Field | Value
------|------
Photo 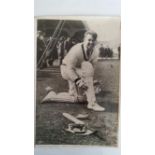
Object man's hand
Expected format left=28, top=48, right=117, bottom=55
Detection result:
left=75, top=78, right=87, bottom=90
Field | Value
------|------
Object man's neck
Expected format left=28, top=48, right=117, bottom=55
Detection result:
left=83, top=43, right=87, bottom=52
left=83, top=44, right=93, bottom=52
left=82, top=43, right=93, bottom=59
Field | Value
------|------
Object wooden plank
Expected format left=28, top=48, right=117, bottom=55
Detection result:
left=63, top=113, right=85, bottom=125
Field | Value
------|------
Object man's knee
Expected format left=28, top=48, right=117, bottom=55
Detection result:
left=81, top=61, right=94, bottom=77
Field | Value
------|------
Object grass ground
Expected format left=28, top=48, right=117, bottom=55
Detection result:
left=35, top=60, right=120, bottom=146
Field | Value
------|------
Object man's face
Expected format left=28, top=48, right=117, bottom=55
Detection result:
left=84, top=34, right=96, bottom=50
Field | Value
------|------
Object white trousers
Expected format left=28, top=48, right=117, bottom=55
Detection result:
left=60, top=62, right=97, bottom=105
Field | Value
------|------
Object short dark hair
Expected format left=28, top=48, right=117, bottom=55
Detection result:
left=84, top=30, right=98, bottom=40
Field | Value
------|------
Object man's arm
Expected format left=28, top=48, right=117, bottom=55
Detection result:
left=62, top=45, right=80, bottom=81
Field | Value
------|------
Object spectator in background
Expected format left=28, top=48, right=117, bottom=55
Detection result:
left=99, top=44, right=113, bottom=58
left=56, top=36, right=65, bottom=65
left=118, top=45, right=121, bottom=59
left=64, top=36, right=71, bottom=54
left=37, top=31, right=46, bottom=63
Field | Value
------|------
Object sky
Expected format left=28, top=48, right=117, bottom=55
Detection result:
left=85, top=17, right=121, bottom=48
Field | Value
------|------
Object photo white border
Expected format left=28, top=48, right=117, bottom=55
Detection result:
left=34, top=0, right=121, bottom=16
left=1, top=0, right=155, bottom=155
left=34, top=1, right=121, bottom=155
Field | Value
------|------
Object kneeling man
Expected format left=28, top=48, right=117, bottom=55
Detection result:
left=60, top=31, right=105, bottom=111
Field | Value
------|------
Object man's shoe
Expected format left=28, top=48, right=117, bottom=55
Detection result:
left=87, top=103, right=105, bottom=111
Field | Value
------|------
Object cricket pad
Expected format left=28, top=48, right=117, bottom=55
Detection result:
left=41, top=91, right=87, bottom=103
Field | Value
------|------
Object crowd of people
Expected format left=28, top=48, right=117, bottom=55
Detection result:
left=37, top=30, right=79, bottom=68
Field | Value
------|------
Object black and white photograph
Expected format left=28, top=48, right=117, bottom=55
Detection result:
left=35, top=16, right=120, bottom=146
